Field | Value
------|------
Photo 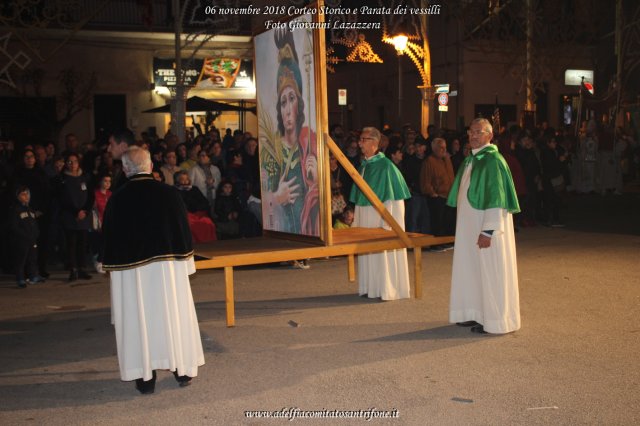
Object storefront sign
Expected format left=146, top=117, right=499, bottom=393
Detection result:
left=153, top=58, right=253, bottom=89
left=564, top=69, right=593, bottom=86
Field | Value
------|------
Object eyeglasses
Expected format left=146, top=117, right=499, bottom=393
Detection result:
left=467, top=130, right=489, bottom=136
left=359, top=137, right=376, bottom=142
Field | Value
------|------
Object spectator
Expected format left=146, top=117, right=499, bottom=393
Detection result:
left=403, top=139, right=430, bottom=234
left=174, top=170, right=216, bottom=243
left=515, top=131, right=542, bottom=226
left=92, top=173, right=112, bottom=273
left=448, top=137, right=465, bottom=174
left=225, top=151, right=250, bottom=196
left=575, top=119, right=599, bottom=193
left=160, top=150, right=181, bottom=186
left=57, top=153, right=93, bottom=281
left=175, top=142, right=188, bottom=164
left=214, top=181, right=241, bottom=239
left=61, top=133, right=80, bottom=158
left=107, top=128, right=136, bottom=190
left=180, top=143, right=201, bottom=171
left=540, top=136, right=567, bottom=227
left=420, top=137, right=455, bottom=249
left=242, top=137, right=260, bottom=191
left=33, top=145, right=48, bottom=169
left=497, top=135, right=527, bottom=230
left=344, top=136, right=361, bottom=169
left=208, top=141, right=226, bottom=176
left=189, top=149, right=221, bottom=215
left=150, top=146, right=165, bottom=170
left=333, top=205, right=354, bottom=229
left=10, top=186, right=45, bottom=288
left=222, top=128, right=234, bottom=153
left=12, top=149, right=52, bottom=277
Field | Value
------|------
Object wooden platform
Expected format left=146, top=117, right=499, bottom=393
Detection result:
left=195, top=228, right=454, bottom=327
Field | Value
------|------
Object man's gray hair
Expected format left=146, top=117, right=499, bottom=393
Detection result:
left=122, top=146, right=152, bottom=177
left=431, top=137, right=447, bottom=150
left=471, top=118, right=493, bottom=134
left=361, top=126, right=381, bottom=141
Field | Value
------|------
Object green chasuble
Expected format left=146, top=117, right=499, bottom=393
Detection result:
left=349, top=152, right=411, bottom=206
left=446, top=144, right=520, bottom=213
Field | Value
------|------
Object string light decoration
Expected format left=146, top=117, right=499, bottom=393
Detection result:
left=326, top=8, right=383, bottom=72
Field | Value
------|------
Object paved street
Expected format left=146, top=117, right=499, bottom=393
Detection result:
left=1, top=193, right=639, bottom=425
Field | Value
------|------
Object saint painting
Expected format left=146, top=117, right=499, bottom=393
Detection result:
left=255, top=16, right=320, bottom=237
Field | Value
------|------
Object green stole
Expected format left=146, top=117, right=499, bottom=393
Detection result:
left=446, top=144, right=520, bottom=213
left=349, top=152, right=411, bottom=206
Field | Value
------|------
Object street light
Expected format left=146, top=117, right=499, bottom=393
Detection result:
left=391, top=33, right=409, bottom=53
left=382, top=10, right=432, bottom=136
left=390, top=22, right=409, bottom=126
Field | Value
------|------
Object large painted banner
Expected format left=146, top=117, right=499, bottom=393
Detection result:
left=255, top=13, right=324, bottom=239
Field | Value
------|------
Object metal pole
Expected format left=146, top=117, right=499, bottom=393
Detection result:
left=171, top=0, right=186, bottom=143
left=398, top=54, right=403, bottom=127
left=523, top=0, right=535, bottom=128
left=419, top=0, right=432, bottom=136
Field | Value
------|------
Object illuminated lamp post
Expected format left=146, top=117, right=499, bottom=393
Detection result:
left=383, top=8, right=432, bottom=136
left=391, top=28, right=409, bottom=127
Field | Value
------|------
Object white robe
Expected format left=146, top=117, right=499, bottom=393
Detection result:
left=110, top=257, right=205, bottom=381
left=354, top=200, right=410, bottom=300
left=449, top=161, right=521, bottom=334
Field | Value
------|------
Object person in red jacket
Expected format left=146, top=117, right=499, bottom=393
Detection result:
left=92, top=173, right=112, bottom=273
left=497, top=135, right=527, bottom=229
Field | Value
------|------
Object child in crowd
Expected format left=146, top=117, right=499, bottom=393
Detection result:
left=333, top=205, right=354, bottom=229
left=214, top=181, right=241, bottom=239
left=92, top=173, right=112, bottom=273
left=10, top=186, right=45, bottom=288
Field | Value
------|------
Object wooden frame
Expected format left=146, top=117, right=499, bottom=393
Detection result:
left=195, top=1, right=455, bottom=327
left=196, top=230, right=454, bottom=326
left=254, top=8, right=331, bottom=244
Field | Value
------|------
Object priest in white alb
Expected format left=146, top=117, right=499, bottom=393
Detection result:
left=102, top=146, right=205, bottom=394
left=447, top=118, right=521, bottom=334
left=349, top=127, right=411, bottom=300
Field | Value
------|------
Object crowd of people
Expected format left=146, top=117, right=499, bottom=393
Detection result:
left=1, top=116, right=637, bottom=287
left=328, top=118, right=639, bottom=252
left=0, top=127, right=263, bottom=287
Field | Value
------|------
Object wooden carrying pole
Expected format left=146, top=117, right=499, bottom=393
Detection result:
left=324, top=133, right=413, bottom=248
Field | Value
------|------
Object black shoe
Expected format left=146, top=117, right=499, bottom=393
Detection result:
left=17, top=280, right=27, bottom=289
left=39, top=271, right=50, bottom=279
left=456, top=321, right=479, bottom=327
left=173, top=370, right=192, bottom=387
left=77, top=270, right=92, bottom=280
left=135, top=371, right=157, bottom=394
left=68, top=270, right=78, bottom=282
left=470, top=324, right=488, bottom=334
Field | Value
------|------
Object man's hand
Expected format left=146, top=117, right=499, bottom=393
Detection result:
left=477, top=233, right=492, bottom=249
left=77, top=210, right=87, bottom=221
left=274, top=175, right=300, bottom=205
